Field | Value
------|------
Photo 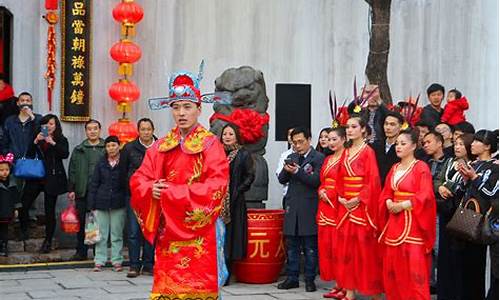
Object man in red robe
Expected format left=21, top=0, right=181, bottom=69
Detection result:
left=130, top=67, right=229, bottom=300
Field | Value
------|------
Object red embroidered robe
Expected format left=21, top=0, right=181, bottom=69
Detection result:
left=130, top=124, right=229, bottom=300
left=317, top=153, right=342, bottom=281
left=335, top=144, right=383, bottom=295
left=378, top=160, right=436, bottom=300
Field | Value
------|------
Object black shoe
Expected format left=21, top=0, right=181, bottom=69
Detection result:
left=430, top=285, right=437, bottom=295
left=277, top=278, right=299, bottom=290
left=39, top=240, right=51, bottom=254
left=70, top=252, right=88, bottom=261
left=305, top=280, right=317, bottom=292
left=127, top=267, right=140, bottom=278
left=141, top=266, right=153, bottom=276
left=20, top=229, right=29, bottom=241
left=0, top=241, right=7, bottom=257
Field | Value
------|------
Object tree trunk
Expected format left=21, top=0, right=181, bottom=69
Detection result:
left=365, top=0, right=392, bottom=104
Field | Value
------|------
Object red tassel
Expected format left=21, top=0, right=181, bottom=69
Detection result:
left=45, top=0, right=58, bottom=10
left=47, top=87, right=52, bottom=111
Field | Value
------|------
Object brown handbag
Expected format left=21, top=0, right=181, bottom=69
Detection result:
left=446, top=198, right=483, bottom=242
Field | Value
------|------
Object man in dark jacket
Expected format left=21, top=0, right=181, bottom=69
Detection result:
left=67, top=119, right=105, bottom=260
left=1, top=92, right=41, bottom=240
left=121, top=118, right=156, bottom=277
left=422, top=130, right=451, bottom=295
left=348, top=84, right=389, bottom=144
left=420, top=83, right=445, bottom=129
left=1, top=92, right=42, bottom=159
left=277, top=127, right=325, bottom=292
left=371, top=111, right=404, bottom=186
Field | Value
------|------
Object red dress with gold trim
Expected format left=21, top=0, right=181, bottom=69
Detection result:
left=317, top=153, right=342, bottom=281
left=335, top=144, right=383, bottom=295
left=130, top=124, right=229, bottom=300
left=378, top=160, right=436, bottom=300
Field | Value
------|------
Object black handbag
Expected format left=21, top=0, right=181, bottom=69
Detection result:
left=446, top=198, right=483, bottom=242
left=479, top=207, right=498, bottom=245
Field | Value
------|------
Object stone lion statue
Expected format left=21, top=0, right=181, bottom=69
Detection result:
left=209, top=66, right=270, bottom=207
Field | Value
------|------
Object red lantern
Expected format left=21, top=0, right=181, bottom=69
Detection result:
left=112, top=1, right=144, bottom=25
left=109, top=80, right=140, bottom=103
left=45, top=0, right=58, bottom=10
left=108, top=119, right=138, bottom=144
left=109, top=40, right=142, bottom=64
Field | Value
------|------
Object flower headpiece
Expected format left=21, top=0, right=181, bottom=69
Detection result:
left=349, top=77, right=379, bottom=115
left=0, top=153, right=14, bottom=165
left=397, top=94, right=421, bottom=129
left=328, top=91, right=348, bottom=128
left=148, top=60, right=231, bottom=110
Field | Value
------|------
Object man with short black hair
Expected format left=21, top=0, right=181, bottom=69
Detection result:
left=67, top=119, right=105, bottom=260
left=278, top=127, right=325, bottom=292
left=422, top=130, right=452, bottom=295
left=122, top=118, right=157, bottom=277
left=435, top=123, right=454, bottom=157
left=1, top=92, right=42, bottom=159
left=415, top=121, right=432, bottom=160
left=371, top=111, right=404, bottom=185
left=421, top=83, right=445, bottom=129
left=348, top=84, right=389, bottom=144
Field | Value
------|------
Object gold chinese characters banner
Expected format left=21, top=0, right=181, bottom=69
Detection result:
left=60, top=0, right=91, bottom=122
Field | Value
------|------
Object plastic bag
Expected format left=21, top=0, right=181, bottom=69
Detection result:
left=60, top=202, right=80, bottom=234
left=84, top=212, right=101, bottom=245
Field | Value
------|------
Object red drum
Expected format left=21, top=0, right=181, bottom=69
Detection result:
left=233, top=209, right=286, bottom=284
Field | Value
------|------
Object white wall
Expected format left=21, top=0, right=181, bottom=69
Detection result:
left=1, top=0, right=498, bottom=208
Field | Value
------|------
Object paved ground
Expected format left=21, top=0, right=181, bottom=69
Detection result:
left=0, top=267, right=379, bottom=300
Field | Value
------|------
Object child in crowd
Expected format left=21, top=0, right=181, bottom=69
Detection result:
left=441, top=89, right=469, bottom=126
left=0, top=153, right=20, bottom=257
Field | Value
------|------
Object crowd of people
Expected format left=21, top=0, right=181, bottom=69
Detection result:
left=275, top=83, right=498, bottom=300
left=0, top=71, right=498, bottom=300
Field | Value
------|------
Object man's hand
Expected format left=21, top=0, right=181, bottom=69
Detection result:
left=68, top=192, right=76, bottom=202
left=283, top=162, right=299, bottom=174
left=22, top=106, right=35, bottom=120
left=152, top=179, right=168, bottom=200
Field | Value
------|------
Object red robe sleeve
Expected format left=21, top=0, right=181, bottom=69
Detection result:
left=160, top=140, right=229, bottom=241
left=358, top=147, right=382, bottom=230
left=318, top=156, right=337, bottom=206
left=130, top=142, right=165, bottom=244
left=410, top=162, right=436, bottom=252
left=378, top=164, right=397, bottom=234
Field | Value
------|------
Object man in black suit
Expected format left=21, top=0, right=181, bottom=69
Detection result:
left=371, top=111, right=404, bottom=186
left=277, top=127, right=325, bottom=292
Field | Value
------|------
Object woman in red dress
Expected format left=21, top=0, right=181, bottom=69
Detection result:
left=335, top=116, right=383, bottom=300
left=378, top=129, right=436, bottom=300
left=317, top=127, right=346, bottom=298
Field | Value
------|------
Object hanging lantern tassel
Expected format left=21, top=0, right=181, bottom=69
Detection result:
left=121, top=22, right=136, bottom=37
left=44, top=12, right=58, bottom=111
left=118, top=63, right=133, bottom=77
left=117, top=102, right=132, bottom=113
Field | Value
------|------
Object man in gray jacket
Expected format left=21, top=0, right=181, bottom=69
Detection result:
left=277, top=127, right=325, bottom=292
